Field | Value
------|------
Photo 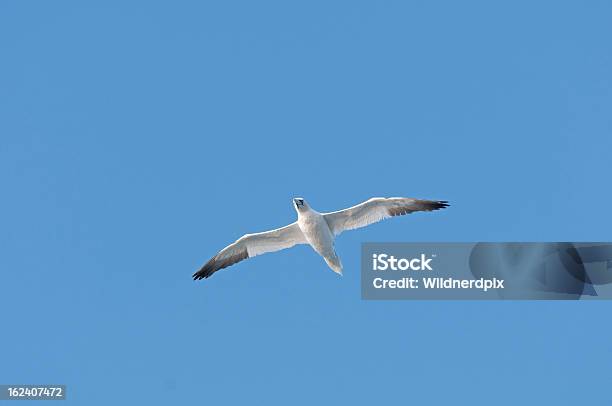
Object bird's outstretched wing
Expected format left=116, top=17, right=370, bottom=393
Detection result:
left=193, top=222, right=306, bottom=280
left=323, top=197, right=449, bottom=236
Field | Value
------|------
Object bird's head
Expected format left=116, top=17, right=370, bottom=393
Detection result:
left=293, top=197, right=309, bottom=213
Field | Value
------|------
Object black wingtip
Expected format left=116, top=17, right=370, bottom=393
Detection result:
left=192, top=256, right=217, bottom=280
left=192, top=265, right=213, bottom=280
left=192, top=271, right=208, bottom=280
left=193, top=249, right=249, bottom=281
left=432, top=200, right=450, bottom=210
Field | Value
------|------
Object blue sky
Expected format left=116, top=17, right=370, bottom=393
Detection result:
left=1, top=1, right=611, bottom=404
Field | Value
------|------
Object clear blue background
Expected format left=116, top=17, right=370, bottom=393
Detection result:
left=1, top=1, right=611, bottom=404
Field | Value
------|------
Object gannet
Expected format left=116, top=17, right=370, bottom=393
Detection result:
left=193, top=197, right=449, bottom=280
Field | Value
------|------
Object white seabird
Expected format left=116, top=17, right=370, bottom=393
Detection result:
left=193, top=197, right=449, bottom=280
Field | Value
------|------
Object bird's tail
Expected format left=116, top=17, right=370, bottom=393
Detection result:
left=324, top=254, right=343, bottom=276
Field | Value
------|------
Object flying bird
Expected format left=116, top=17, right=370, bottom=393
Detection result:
left=193, top=197, right=449, bottom=280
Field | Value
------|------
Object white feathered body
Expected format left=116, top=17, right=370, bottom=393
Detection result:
left=297, top=208, right=343, bottom=274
